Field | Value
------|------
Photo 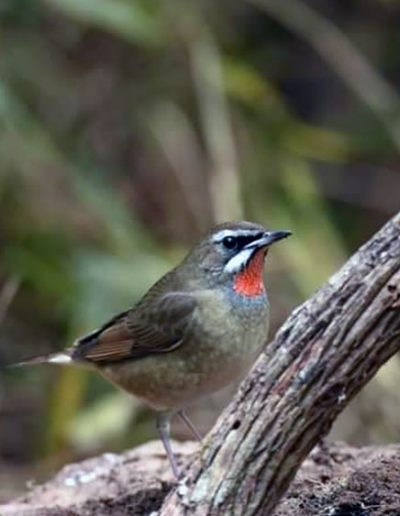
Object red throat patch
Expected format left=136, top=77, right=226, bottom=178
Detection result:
left=233, top=249, right=267, bottom=297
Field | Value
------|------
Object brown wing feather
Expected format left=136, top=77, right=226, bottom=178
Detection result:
left=83, top=339, right=133, bottom=361
left=97, top=323, right=132, bottom=344
left=71, top=291, right=196, bottom=364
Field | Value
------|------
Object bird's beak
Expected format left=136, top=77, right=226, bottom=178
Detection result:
left=244, top=230, right=292, bottom=250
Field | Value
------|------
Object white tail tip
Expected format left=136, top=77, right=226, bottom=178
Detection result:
left=48, top=353, right=72, bottom=364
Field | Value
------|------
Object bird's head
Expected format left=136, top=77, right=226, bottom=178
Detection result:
left=183, top=221, right=291, bottom=296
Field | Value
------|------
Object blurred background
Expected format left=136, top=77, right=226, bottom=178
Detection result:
left=0, top=0, right=399, bottom=502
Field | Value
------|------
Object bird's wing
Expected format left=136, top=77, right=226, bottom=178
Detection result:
left=70, top=292, right=197, bottom=364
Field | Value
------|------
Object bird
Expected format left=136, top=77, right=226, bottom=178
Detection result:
left=15, top=221, right=291, bottom=478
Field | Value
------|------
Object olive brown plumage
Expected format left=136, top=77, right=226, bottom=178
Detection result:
left=16, top=221, right=291, bottom=478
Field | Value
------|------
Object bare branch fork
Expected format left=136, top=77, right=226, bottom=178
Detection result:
left=160, top=212, right=400, bottom=515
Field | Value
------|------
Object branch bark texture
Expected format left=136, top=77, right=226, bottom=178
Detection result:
left=161, top=212, right=400, bottom=515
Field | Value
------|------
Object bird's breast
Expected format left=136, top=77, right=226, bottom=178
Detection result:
left=188, top=288, right=270, bottom=372
left=101, top=288, right=270, bottom=411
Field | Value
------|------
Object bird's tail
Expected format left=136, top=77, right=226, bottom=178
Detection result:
left=10, top=352, right=72, bottom=368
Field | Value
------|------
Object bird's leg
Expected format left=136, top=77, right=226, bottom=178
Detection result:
left=178, top=410, right=202, bottom=442
left=156, top=412, right=179, bottom=479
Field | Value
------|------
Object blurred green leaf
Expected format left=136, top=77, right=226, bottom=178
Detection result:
left=45, top=0, right=165, bottom=45
left=46, top=368, right=88, bottom=454
left=72, top=251, right=170, bottom=330
left=67, top=391, right=140, bottom=451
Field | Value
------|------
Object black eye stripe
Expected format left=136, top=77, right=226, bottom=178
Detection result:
left=237, top=234, right=262, bottom=247
left=221, top=232, right=263, bottom=249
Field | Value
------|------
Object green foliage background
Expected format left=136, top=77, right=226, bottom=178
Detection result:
left=0, top=0, right=399, bottom=499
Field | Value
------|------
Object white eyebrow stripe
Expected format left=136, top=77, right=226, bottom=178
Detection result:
left=212, top=229, right=262, bottom=243
left=224, top=248, right=254, bottom=273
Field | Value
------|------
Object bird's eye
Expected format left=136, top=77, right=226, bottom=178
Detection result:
left=222, top=236, right=237, bottom=249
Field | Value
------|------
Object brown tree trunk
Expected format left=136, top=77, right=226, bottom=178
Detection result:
left=160, top=212, right=400, bottom=515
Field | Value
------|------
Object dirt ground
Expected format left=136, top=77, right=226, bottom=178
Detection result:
left=274, top=441, right=400, bottom=516
left=1, top=440, right=400, bottom=515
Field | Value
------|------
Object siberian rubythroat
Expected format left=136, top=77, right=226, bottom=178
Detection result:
left=17, top=221, right=291, bottom=478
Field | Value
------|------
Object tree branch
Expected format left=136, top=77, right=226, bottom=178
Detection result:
left=160, top=211, right=400, bottom=515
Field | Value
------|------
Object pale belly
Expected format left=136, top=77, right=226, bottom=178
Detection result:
left=101, top=296, right=269, bottom=411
